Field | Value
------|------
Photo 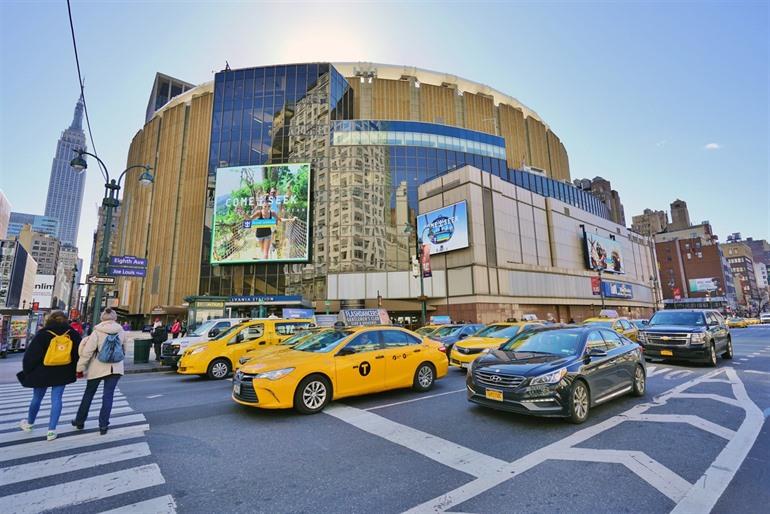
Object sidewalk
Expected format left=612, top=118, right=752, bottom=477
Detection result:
left=124, top=330, right=173, bottom=375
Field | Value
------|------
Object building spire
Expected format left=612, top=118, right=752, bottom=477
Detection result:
left=70, top=93, right=84, bottom=131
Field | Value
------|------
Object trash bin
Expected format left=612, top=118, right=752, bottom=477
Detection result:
left=133, top=338, right=152, bottom=364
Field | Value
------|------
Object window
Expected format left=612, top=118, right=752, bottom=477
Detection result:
left=381, top=329, right=419, bottom=347
left=275, top=322, right=312, bottom=335
left=343, top=331, right=382, bottom=353
left=585, top=331, right=609, bottom=352
left=232, top=324, right=263, bottom=343
left=600, top=330, right=625, bottom=349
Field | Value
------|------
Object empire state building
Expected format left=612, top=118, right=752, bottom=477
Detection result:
left=44, top=95, right=87, bottom=246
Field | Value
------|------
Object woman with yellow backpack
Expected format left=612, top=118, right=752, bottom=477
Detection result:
left=17, top=310, right=81, bottom=441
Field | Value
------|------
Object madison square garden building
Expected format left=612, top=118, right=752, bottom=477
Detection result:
left=116, top=63, right=658, bottom=324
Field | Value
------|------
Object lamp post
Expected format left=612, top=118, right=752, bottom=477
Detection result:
left=597, top=268, right=605, bottom=310
left=403, top=220, right=427, bottom=325
left=70, top=149, right=153, bottom=327
left=68, top=264, right=78, bottom=313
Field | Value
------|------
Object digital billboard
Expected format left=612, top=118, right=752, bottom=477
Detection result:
left=32, top=275, right=55, bottom=309
left=585, top=233, right=625, bottom=274
left=416, top=201, right=469, bottom=255
left=688, top=277, right=719, bottom=293
left=211, top=163, right=310, bottom=264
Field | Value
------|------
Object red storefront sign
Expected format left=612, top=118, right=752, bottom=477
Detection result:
left=591, top=276, right=601, bottom=295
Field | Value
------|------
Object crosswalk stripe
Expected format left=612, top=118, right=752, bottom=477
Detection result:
left=0, top=413, right=145, bottom=444
left=0, top=397, right=127, bottom=413
left=0, top=463, right=166, bottom=514
left=0, top=406, right=135, bottom=432
left=99, top=494, right=177, bottom=513
left=1, top=394, right=127, bottom=410
left=0, top=399, right=129, bottom=420
left=0, top=424, right=149, bottom=463
left=0, top=388, right=123, bottom=402
left=0, top=442, right=151, bottom=486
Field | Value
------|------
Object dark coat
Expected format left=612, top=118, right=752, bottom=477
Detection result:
left=20, top=322, right=82, bottom=388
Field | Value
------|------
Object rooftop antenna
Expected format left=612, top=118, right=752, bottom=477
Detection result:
left=225, top=61, right=231, bottom=71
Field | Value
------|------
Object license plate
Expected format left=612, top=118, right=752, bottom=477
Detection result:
left=233, top=383, right=241, bottom=395
left=461, top=362, right=470, bottom=369
left=661, top=349, right=673, bottom=356
left=485, top=389, right=503, bottom=401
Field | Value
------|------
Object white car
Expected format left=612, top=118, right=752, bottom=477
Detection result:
left=760, top=312, right=770, bottom=324
left=160, top=318, right=247, bottom=366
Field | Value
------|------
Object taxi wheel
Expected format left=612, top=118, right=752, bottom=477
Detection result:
left=413, top=363, right=436, bottom=392
left=295, top=375, right=331, bottom=414
left=207, top=358, right=231, bottom=380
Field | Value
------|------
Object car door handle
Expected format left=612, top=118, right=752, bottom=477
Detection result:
left=413, top=349, right=421, bottom=353
left=375, top=355, right=385, bottom=359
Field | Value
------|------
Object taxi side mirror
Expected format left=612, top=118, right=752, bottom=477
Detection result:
left=235, top=333, right=244, bottom=343
left=209, top=328, right=220, bottom=338
left=458, top=333, right=468, bottom=340
left=588, top=348, right=608, bottom=358
left=336, top=347, right=355, bottom=357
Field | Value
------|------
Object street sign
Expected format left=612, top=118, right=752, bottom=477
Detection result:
left=109, top=267, right=146, bottom=277
left=87, top=275, right=116, bottom=286
left=109, top=255, right=147, bottom=267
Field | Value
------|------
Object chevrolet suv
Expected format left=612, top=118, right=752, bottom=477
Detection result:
left=638, top=309, right=732, bottom=366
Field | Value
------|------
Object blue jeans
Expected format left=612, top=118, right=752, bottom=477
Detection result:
left=73, top=374, right=121, bottom=429
left=28, top=385, right=65, bottom=431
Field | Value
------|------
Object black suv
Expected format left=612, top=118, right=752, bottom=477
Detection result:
left=639, top=309, right=732, bottom=366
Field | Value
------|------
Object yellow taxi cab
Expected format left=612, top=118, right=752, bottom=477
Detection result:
left=726, top=317, right=748, bottom=328
left=234, top=327, right=332, bottom=371
left=745, top=317, right=760, bottom=326
left=177, top=318, right=314, bottom=379
left=233, top=325, right=448, bottom=414
left=449, top=321, right=543, bottom=369
left=415, top=325, right=443, bottom=337
left=582, top=310, right=638, bottom=341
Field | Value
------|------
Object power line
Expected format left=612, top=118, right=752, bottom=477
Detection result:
left=66, top=0, right=107, bottom=178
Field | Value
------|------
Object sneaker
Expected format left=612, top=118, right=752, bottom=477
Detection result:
left=19, top=419, right=33, bottom=432
left=71, top=420, right=84, bottom=430
left=46, top=431, right=57, bottom=441
left=99, top=427, right=109, bottom=435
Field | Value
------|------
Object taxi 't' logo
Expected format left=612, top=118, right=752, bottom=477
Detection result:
left=359, top=361, right=371, bottom=377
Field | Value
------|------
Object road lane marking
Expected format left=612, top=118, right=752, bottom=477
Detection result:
left=0, top=400, right=130, bottom=422
left=0, top=463, right=165, bottom=514
left=673, top=393, right=742, bottom=408
left=325, top=404, right=507, bottom=478
left=744, top=370, right=770, bottom=376
left=0, top=406, right=134, bottom=432
left=0, top=394, right=127, bottom=410
left=0, top=423, right=149, bottom=463
left=99, top=494, right=177, bottom=513
left=671, top=368, right=764, bottom=513
left=0, top=442, right=151, bottom=486
left=365, top=389, right=466, bottom=411
left=629, top=414, right=736, bottom=440
left=664, top=370, right=693, bottom=379
left=555, top=448, right=691, bottom=502
left=405, top=367, right=762, bottom=513
left=0, top=413, right=145, bottom=444
left=147, top=394, right=163, bottom=398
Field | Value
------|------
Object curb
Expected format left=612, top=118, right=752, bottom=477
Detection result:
left=124, top=365, right=173, bottom=375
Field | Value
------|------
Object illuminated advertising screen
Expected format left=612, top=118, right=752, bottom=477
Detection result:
left=416, top=201, right=469, bottom=255
left=211, top=163, right=310, bottom=264
left=585, top=233, right=625, bottom=274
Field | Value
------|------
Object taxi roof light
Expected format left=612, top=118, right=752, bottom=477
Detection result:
left=599, top=309, right=619, bottom=319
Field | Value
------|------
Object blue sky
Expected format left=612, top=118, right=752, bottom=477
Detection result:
left=1, top=1, right=767, bottom=271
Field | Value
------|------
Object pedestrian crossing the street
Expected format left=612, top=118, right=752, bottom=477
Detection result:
left=0, top=381, right=175, bottom=513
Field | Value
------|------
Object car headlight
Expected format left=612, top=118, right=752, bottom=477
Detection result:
left=255, top=368, right=295, bottom=381
left=530, top=368, right=567, bottom=386
left=637, top=332, right=647, bottom=342
left=690, top=333, right=706, bottom=344
left=190, top=347, right=206, bottom=355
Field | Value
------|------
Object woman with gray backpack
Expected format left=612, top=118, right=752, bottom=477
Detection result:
left=71, top=308, right=126, bottom=435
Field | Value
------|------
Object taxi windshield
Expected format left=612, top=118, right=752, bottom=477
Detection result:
left=213, top=324, right=245, bottom=339
left=474, top=324, right=510, bottom=337
left=491, top=325, right=524, bottom=338
left=500, top=329, right=583, bottom=356
left=583, top=321, right=613, bottom=328
left=294, top=330, right=354, bottom=353
left=416, top=326, right=438, bottom=335
left=280, top=330, right=317, bottom=346
left=432, top=326, right=462, bottom=337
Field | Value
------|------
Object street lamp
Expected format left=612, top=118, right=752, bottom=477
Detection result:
left=68, top=264, right=78, bottom=313
left=403, top=220, right=427, bottom=325
left=597, top=268, right=605, bottom=309
left=70, top=148, right=152, bottom=327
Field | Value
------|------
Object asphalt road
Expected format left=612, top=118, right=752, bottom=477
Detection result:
left=0, top=326, right=768, bottom=513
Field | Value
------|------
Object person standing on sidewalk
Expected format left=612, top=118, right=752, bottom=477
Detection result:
left=72, top=308, right=126, bottom=435
left=151, top=318, right=167, bottom=361
left=170, top=318, right=182, bottom=339
left=18, top=310, right=81, bottom=441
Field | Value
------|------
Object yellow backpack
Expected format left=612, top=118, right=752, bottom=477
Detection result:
left=43, top=330, right=73, bottom=366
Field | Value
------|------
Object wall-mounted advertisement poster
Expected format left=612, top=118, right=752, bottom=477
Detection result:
left=688, top=277, right=719, bottom=293
left=32, top=275, right=55, bottom=309
left=585, top=233, right=625, bottom=274
left=211, top=163, right=311, bottom=264
left=416, top=201, right=469, bottom=255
